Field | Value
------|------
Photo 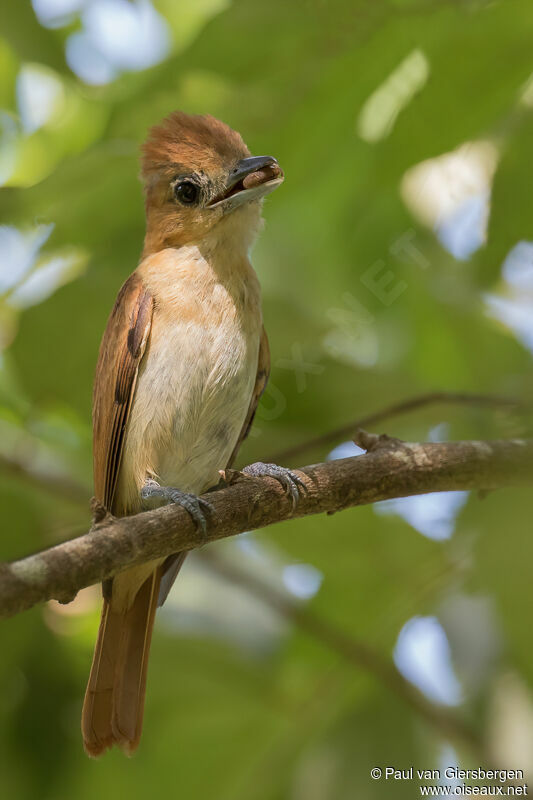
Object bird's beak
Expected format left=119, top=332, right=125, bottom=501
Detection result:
left=209, top=156, right=284, bottom=213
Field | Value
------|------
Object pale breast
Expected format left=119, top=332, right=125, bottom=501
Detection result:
left=115, top=247, right=262, bottom=511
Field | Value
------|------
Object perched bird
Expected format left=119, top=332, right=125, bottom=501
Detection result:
left=82, top=111, right=303, bottom=757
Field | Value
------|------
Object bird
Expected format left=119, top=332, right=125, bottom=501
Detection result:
left=81, top=111, right=304, bottom=757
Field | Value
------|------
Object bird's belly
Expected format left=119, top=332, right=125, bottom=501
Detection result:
left=158, top=344, right=256, bottom=493
left=159, top=387, right=248, bottom=493
left=117, top=314, right=259, bottom=510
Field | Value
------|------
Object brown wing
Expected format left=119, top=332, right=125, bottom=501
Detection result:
left=93, top=272, right=153, bottom=512
left=226, top=325, right=270, bottom=469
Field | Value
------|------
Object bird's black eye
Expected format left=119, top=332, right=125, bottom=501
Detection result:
left=174, top=180, right=199, bottom=205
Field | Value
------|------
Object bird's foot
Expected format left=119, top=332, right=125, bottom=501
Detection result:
left=240, top=462, right=306, bottom=509
left=141, top=480, right=212, bottom=537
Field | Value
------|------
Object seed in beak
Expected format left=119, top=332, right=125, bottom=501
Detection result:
left=242, top=163, right=283, bottom=189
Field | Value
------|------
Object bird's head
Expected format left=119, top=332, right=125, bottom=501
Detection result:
left=141, top=111, right=284, bottom=254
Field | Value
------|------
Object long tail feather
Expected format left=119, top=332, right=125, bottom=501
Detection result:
left=81, top=570, right=161, bottom=758
left=111, top=571, right=160, bottom=754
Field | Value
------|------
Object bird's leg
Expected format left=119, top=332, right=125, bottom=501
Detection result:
left=240, top=462, right=306, bottom=509
left=140, top=479, right=212, bottom=536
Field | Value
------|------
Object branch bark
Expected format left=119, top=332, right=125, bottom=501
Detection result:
left=1, top=436, right=532, bottom=619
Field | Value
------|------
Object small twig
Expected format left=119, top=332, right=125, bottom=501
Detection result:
left=353, top=429, right=406, bottom=452
left=265, top=391, right=522, bottom=465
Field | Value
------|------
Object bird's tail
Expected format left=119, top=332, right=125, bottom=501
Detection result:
left=81, top=569, right=161, bottom=757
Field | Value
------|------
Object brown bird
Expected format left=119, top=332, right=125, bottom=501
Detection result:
left=81, top=111, right=303, bottom=757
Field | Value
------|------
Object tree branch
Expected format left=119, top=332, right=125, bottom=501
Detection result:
left=0, top=392, right=521, bottom=507
left=1, top=436, right=532, bottom=619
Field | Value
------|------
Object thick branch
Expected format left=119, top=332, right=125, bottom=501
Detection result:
left=0, top=392, right=520, bottom=507
left=1, top=437, right=532, bottom=619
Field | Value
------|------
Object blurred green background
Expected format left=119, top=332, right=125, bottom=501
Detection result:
left=1, top=0, right=533, bottom=797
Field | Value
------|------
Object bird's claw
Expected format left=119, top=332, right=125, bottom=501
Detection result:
left=166, top=490, right=212, bottom=537
left=141, top=480, right=212, bottom=538
left=241, top=461, right=306, bottom=509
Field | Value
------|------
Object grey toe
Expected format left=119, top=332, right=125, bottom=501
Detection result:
left=166, top=490, right=211, bottom=535
left=241, top=462, right=306, bottom=509
left=140, top=481, right=211, bottom=536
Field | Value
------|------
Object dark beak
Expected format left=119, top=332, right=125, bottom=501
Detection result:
left=225, top=156, right=279, bottom=193
left=209, top=155, right=284, bottom=211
